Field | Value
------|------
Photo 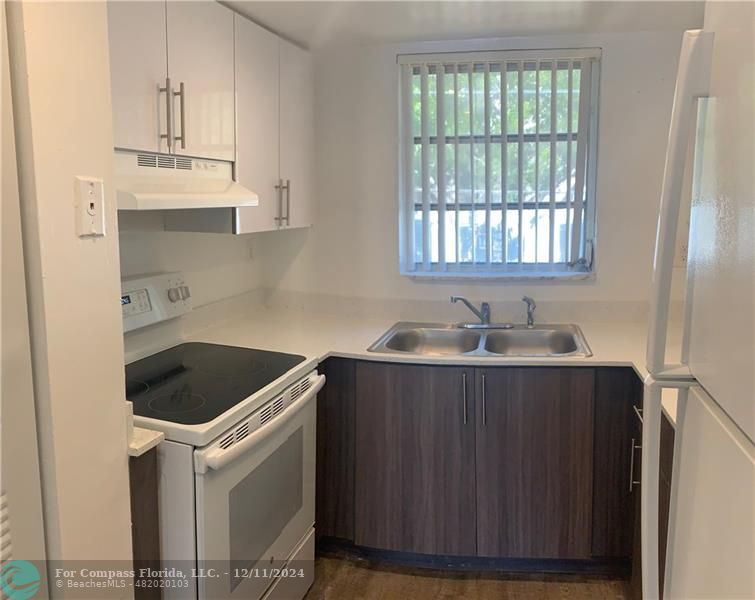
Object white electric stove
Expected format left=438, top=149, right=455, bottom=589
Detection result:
left=122, top=273, right=322, bottom=600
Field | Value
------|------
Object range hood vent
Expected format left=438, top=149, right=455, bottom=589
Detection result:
left=135, top=153, right=193, bottom=170
left=115, top=150, right=258, bottom=211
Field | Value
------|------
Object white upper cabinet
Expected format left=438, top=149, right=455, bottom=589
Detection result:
left=109, top=3, right=314, bottom=232
left=234, top=19, right=314, bottom=234
left=166, top=1, right=235, bottom=161
left=107, top=1, right=169, bottom=153
left=279, top=39, right=314, bottom=230
left=234, top=15, right=281, bottom=234
left=108, top=1, right=234, bottom=161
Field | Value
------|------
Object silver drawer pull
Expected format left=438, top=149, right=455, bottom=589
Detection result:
left=629, top=437, right=642, bottom=492
left=462, top=372, right=468, bottom=425
left=481, top=373, right=487, bottom=425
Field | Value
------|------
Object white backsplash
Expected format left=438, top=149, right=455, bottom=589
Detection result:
left=261, top=288, right=653, bottom=325
left=122, top=288, right=266, bottom=363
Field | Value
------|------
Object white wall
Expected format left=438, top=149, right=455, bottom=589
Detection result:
left=260, top=31, right=685, bottom=305
left=6, top=0, right=133, bottom=580
left=118, top=219, right=264, bottom=361
left=118, top=214, right=262, bottom=309
left=2, top=1, right=47, bottom=569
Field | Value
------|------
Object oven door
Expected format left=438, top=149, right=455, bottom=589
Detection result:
left=193, top=372, right=323, bottom=600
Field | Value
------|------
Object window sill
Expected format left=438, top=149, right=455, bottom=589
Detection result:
left=402, top=270, right=596, bottom=282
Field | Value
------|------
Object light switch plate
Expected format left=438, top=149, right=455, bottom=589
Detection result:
left=75, top=176, right=105, bottom=237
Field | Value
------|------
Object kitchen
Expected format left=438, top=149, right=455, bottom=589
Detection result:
left=1, top=1, right=753, bottom=599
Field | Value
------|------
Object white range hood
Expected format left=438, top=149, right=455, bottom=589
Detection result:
left=114, top=150, right=258, bottom=211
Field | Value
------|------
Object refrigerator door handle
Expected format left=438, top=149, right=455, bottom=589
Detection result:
left=646, top=29, right=713, bottom=375
left=642, top=377, right=695, bottom=600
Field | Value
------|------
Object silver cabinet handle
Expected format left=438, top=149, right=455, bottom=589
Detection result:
left=633, top=405, right=644, bottom=424
left=285, top=179, right=291, bottom=225
left=629, top=437, right=642, bottom=492
left=274, top=179, right=284, bottom=225
left=159, top=77, right=173, bottom=152
left=462, top=372, right=468, bottom=425
left=173, top=81, right=186, bottom=150
left=481, top=373, right=487, bottom=425
left=274, top=179, right=291, bottom=226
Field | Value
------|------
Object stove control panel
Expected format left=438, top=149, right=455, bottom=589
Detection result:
left=121, top=272, right=192, bottom=333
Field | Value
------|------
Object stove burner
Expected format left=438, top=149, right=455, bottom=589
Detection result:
left=149, top=392, right=206, bottom=414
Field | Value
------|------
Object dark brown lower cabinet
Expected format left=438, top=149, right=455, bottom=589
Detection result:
left=315, top=359, right=655, bottom=574
left=628, top=380, right=644, bottom=600
left=129, top=448, right=161, bottom=600
left=592, top=368, right=643, bottom=558
left=353, top=362, right=476, bottom=556
left=629, top=464, right=643, bottom=599
left=475, top=368, right=595, bottom=559
left=629, top=407, right=675, bottom=600
left=658, top=414, right=675, bottom=597
left=315, top=358, right=356, bottom=541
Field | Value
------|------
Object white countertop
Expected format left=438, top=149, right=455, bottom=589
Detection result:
left=128, top=426, right=165, bottom=457
left=185, top=307, right=681, bottom=425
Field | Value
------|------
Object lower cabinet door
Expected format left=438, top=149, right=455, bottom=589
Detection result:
left=475, top=368, right=595, bottom=559
left=629, top=389, right=644, bottom=599
left=591, top=368, right=641, bottom=559
left=354, top=362, right=476, bottom=556
left=629, top=479, right=643, bottom=599
left=315, top=358, right=356, bottom=541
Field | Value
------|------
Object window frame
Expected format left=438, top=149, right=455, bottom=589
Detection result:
left=397, top=48, right=602, bottom=280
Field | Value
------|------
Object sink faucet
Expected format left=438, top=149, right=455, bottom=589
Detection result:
left=522, top=296, right=536, bottom=328
left=451, top=296, right=491, bottom=326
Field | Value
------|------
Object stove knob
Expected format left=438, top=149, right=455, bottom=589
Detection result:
left=167, top=287, right=181, bottom=303
left=180, top=285, right=191, bottom=300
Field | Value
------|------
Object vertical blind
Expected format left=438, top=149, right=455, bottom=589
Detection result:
left=398, top=49, right=601, bottom=277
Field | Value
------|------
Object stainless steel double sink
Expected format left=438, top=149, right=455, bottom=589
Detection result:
left=367, top=322, right=592, bottom=358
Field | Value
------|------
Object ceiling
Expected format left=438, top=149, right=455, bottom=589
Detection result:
left=225, top=1, right=705, bottom=49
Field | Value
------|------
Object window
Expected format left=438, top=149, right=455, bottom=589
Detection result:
left=398, top=49, right=600, bottom=278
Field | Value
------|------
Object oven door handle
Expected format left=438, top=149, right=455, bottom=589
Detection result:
left=195, top=374, right=325, bottom=474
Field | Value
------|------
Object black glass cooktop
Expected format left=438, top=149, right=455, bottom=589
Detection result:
left=125, top=342, right=306, bottom=425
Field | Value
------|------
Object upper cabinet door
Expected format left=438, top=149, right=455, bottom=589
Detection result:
left=107, top=1, right=169, bottom=153
left=279, top=39, right=314, bottom=229
left=234, top=15, right=281, bottom=234
left=166, top=1, right=235, bottom=161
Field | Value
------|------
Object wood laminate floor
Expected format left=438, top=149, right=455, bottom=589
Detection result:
left=305, top=553, right=630, bottom=600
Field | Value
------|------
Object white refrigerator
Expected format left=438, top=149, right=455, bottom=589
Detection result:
left=643, top=2, right=754, bottom=599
